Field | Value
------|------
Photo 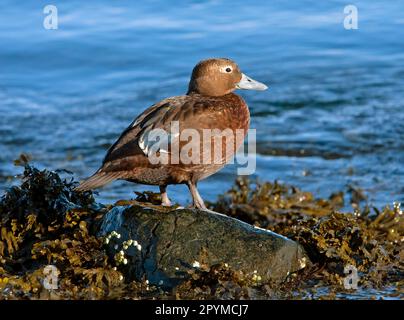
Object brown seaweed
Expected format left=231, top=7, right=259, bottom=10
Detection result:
left=0, top=165, right=403, bottom=299
left=211, top=177, right=403, bottom=297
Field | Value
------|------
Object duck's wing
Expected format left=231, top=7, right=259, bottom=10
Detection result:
left=76, top=97, right=188, bottom=191
left=101, top=96, right=188, bottom=167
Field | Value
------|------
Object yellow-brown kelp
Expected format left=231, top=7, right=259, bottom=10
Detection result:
left=212, top=178, right=404, bottom=298
left=0, top=166, right=403, bottom=299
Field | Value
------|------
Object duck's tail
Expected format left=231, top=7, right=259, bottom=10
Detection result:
left=75, top=171, right=123, bottom=192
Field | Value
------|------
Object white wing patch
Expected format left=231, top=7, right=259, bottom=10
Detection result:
left=138, top=127, right=178, bottom=157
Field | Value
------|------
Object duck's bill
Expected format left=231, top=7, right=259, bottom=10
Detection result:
left=236, top=73, right=268, bottom=91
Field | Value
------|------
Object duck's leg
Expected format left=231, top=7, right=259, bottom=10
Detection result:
left=186, top=181, right=207, bottom=210
left=159, top=185, right=172, bottom=206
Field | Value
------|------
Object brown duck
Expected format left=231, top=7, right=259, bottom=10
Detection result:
left=77, top=58, right=267, bottom=209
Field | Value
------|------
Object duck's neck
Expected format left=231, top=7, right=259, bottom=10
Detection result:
left=187, top=80, right=235, bottom=97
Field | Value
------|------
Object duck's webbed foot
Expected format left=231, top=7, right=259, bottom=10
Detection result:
left=159, top=185, right=172, bottom=206
left=186, top=181, right=207, bottom=210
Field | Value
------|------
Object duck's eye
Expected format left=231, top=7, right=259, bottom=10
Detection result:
left=225, top=67, right=232, bottom=73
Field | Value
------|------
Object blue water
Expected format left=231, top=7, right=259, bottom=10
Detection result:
left=1, top=0, right=403, bottom=210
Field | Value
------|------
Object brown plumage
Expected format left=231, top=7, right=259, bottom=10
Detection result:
left=76, top=58, right=268, bottom=209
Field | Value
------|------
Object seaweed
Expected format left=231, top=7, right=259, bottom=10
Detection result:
left=0, top=165, right=403, bottom=299
left=211, top=177, right=404, bottom=297
left=0, top=164, right=130, bottom=299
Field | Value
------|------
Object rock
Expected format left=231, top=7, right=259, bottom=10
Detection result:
left=97, top=204, right=309, bottom=289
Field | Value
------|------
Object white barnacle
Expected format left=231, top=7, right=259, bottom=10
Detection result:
left=123, top=258, right=128, bottom=265
left=175, top=267, right=179, bottom=271
left=299, top=257, right=307, bottom=269
left=136, top=244, right=142, bottom=251
left=158, top=280, right=164, bottom=285
left=192, top=261, right=200, bottom=268
left=114, top=251, right=124, bottom=264
left=114, top=245, right=119, bottom=250
left=252, top=274, right=261, bottom=282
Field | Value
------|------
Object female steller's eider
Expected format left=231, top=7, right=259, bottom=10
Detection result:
left=76, top=58, right=268, bottom=209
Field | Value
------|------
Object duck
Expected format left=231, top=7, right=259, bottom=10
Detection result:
left=76, top=58, right=268, bottom=209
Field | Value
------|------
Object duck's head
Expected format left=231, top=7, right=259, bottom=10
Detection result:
left=187, top=58, right=268, bottom=97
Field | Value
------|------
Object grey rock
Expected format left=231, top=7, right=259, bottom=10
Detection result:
left=98, top=205, right=309, bottom=289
